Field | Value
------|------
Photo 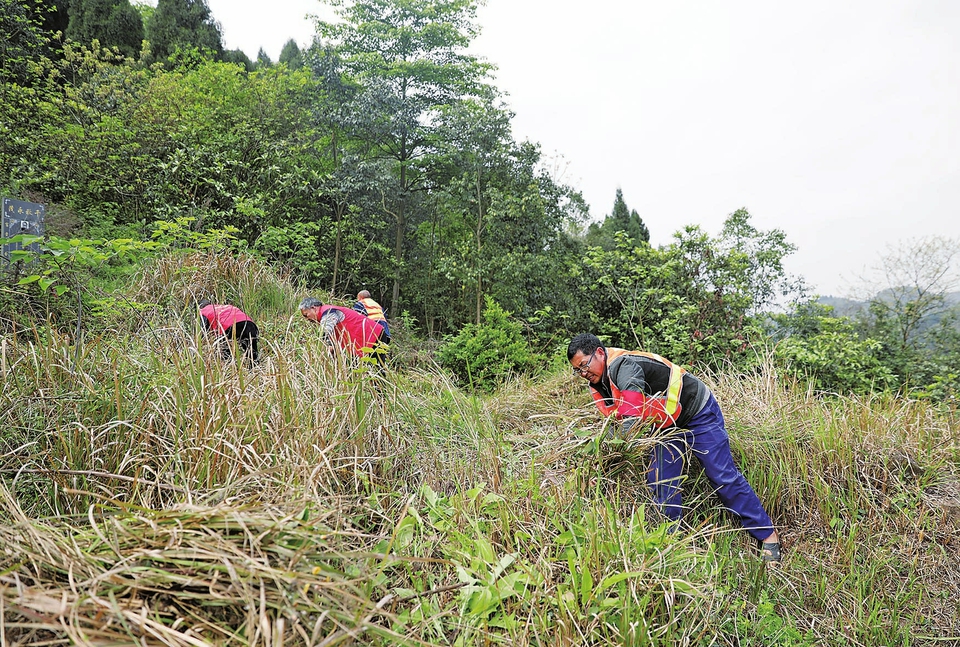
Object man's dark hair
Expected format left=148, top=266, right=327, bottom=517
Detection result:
left=197, top=299, right=212, bottom=309
left=567, top=333, right=604, bottom=360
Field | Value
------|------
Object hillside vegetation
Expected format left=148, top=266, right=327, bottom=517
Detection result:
left=4, top=1, right=960, bottom=643
left=1, top=251, right=958, bottom=646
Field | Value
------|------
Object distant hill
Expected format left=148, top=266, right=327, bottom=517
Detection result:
left=817, top=295, right=867, bottom=318
left=817, top=292, right=960, bottom=333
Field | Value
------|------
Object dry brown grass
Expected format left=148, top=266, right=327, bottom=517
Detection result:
left=0, top=482, right=417, bottom=646
left=2, top=254, right=959, bottom=645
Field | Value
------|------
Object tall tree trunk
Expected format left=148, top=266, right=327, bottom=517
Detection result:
left=391, top=153, right=407, bottom=310
left=329, top=128, right=342, bottom=293
left=475, top=166, right=483, bottom=325
left=392, top=201, right=404, bottom=309
left=331, top=202, right=344, bottom=293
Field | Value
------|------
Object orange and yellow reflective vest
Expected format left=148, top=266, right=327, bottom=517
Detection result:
left=359, top=297, right=386, bottom=321
left=589, top=348, right=687, bottom=428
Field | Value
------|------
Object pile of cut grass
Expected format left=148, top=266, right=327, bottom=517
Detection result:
left=1, top=487, right=410, bottom=645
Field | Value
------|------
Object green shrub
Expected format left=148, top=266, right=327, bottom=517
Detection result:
left=772, top=315, right=896, bottom=395
left=437, top=297, right=543, bottom=392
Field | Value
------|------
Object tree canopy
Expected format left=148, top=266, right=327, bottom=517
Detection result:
left=145, top=0, right=222, bottom=62
left=9, top=0, right=960, bottom=399
left=67, top=0, right=144, bottom=58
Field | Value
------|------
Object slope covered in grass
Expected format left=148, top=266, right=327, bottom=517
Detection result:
left=1, top=252, right=958, bottom=645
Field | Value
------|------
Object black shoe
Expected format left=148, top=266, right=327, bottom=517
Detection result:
left=760, top=541, right=782, bottom=565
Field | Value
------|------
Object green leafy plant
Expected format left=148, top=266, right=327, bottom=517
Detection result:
left=437, top=296, right=543, bottom=391
left=769, top=301, right=897, bottom=394
left=4, top=233, right=155, bottom=297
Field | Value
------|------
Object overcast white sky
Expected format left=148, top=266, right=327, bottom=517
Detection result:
left=202, top=0, right=960, bottom=297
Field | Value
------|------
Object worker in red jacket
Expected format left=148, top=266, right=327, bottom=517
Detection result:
left=198, top=300, right=259, bottom=363
left=568, top=332, right=781, bottom=565
left=299, top=297, right=387, bottom=363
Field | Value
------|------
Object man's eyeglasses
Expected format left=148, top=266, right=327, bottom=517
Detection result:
left=571, top=349, right=598, bottom=376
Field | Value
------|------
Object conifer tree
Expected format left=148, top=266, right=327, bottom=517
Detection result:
left=145, top=0, right=221, bottom=62
left=222, top=48, right=253, bottom=71
left=610, top=187, right=649, bottom=244
left=67, top=0, right=144, bottom=57
left=585, top=187, right=650, bottom=249
left=255, top=47, right=272, bottom=69
left=278, top=38, right=302, bottom=70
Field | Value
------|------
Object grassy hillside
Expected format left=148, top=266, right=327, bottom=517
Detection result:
left=1, top=252, right=958, bottom=646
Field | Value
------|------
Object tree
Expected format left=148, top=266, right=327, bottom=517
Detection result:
left=585, top=187, right=649, bottom=249
left=609, top=187, right=649, bottom=243
left=407, top=96, right=588, bottom=334
left=145, top=0, right=221, bottom=63
left=1, top=0, right=56, bottom=84
left=848, top=235, right=960, bottom=395
left=131, top=0, right=153, bottom=25
left=278, top=38, right=303, bottom=70
left=583, top=209, right=800, bottom=367
left=763, top=237, right=960, bottom=399
left=436, top=296, right=544, bottom=392
left=419, top=96, right=515, bottom=325
left=766, top=301, right=896, bottom=394
left=856, top=236, right=960, bottom=353
left=314, top=0, right=494, bottom=311
left=255, top=47, right=271, bottom=69
left=221, top=48, right=253, bottom=71
left=717, top=207, right=800, bottom=314
left=66, top=0, right=144, bottom=58
left=38, top=0, right=70, bottom=37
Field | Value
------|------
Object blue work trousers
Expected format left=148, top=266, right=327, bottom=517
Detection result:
left=647, top=394, right=775, bottom=541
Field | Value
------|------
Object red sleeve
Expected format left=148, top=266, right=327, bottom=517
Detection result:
left=619, top=389, right=675, bottom=426
left=610, top=356, right=677, bottom=426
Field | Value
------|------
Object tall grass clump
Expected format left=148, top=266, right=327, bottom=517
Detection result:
left=2, top=251, right=958, bottom=644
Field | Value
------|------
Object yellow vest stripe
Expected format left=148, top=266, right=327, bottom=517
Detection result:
left=605, top=348, right=684, bottom=418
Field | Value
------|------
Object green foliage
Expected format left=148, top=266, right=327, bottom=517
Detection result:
left=584, top=187, right=649, bottom=249
left=2, top=0, right=591, bottom=339
left=766, top=238, right=960, bottom=400
left=412, top=99, right=588, bottom=335
left=3, top=46, right=323, bottom=238
left=0, top=244, right=957, bottom=642
left=6, top=233, right=150, bottom=287
left=582, top=209, right=798, bottom=368
left=254, top=221, right=328, bottom=285
left=437, top=297, right=543, bottom=391
left=255, top=47, right=272, bottom=69
left=131, top=0, right=154, bottom=24
left=66, top=0, right=144, bottom=58
left=144, top=0, right=222, bottom=63
left=150, top=216, right=242, bottom=252
left=0, top=0, right=52, bottom=84
left=4, top=233, right=154, bottom=297
left=0, top=230, right=158, bottom=344
left=769, top=301, right=896, bottom=394
left=314, top=0, right=496, bottom=309
left=220, top=48, right=253, bottom=72
left=278, top=38, right=303, bottom=70
left=1, top=41, right=154, bottom=220
left=907, top=311, right=960, bottom=400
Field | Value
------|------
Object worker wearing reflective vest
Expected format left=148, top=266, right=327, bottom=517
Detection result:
left=352, top=290, right=391, bottom=345
left=299, top=297, right=387, bottom=362
left=568, top=333, right=781, bottom=563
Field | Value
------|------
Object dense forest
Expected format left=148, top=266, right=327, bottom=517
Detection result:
left=4, top=0, right=960, bottom=397
left=1, top=1, right=959, bottom=644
